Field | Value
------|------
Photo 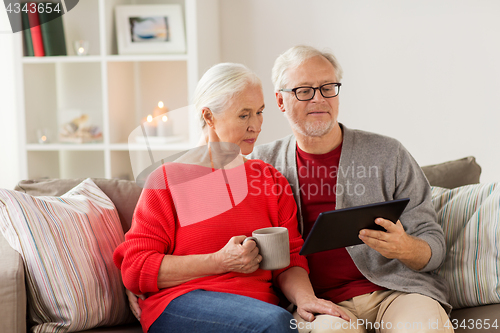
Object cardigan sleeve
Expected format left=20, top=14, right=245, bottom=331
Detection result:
left=394, top=143, right=446, bottom=272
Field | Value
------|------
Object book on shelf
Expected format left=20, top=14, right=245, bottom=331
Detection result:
left=39, top=2, right=67, bottom=56
left=21, top=10, right=34, bottom=57
left=26, top=3, right=45, bottom=57
left=21, top=2, right=67, bottom=57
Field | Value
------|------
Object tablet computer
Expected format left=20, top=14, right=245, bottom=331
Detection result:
left=299, top=198, right=410, bottom=256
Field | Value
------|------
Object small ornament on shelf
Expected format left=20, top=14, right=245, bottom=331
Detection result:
left=59, top=114, right=102, bottom=143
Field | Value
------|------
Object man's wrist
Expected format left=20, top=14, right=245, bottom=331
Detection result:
left=399, top=236, right=431, bottom=270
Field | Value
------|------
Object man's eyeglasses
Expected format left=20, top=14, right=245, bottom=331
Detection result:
left=279, top=83, right=341, bottom=101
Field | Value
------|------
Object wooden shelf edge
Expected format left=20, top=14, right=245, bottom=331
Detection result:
left=22, top=56, right=102, bottom=64
left=26, top=143, right=106, bottom=151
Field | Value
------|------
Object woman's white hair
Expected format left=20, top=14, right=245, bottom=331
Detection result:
left=271, top=45, right=343, bottom=91
left=193, top=62, right=261, bottom=129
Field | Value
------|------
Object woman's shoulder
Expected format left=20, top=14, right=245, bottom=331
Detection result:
left=144, top=162, right=213, bottom=190
left=246, top=158, right=273, bottom=170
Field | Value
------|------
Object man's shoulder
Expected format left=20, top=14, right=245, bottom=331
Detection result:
left=248, top=134, right=295, bottom=163
left=344, top=125, right=402, bottom=150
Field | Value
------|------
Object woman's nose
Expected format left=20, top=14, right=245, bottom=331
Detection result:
left=248, top=116, right=262, bottom=132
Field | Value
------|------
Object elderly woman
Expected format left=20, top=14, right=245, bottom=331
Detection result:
left=113, top=63, right=348, bottom=333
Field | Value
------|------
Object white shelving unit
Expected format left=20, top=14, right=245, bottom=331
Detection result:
left=15, top=0, right=220, bottom=181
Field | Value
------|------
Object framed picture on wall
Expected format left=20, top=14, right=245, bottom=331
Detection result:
left=115, top=5, right=186, bottom=55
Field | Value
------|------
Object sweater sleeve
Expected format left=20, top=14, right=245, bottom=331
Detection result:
left=113, top=165, right=176, bottom=295
left=265, top=164, right=309, bottom=280
left=395, top=143, right=446, bottom=272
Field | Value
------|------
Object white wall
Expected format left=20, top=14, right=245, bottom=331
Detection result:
left=220, top=0, right=500, bottom=182
left=1, top=1, right=499, bottom=187
left=0, top=9, right=22, bottom=190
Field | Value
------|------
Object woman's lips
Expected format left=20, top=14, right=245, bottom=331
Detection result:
left=243, top=139, right=256, bottom=144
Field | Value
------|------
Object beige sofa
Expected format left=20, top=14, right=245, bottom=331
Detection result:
left=0, top=157, right=499, bottom=333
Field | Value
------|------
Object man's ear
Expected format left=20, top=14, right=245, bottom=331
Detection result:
left=202, top=108, right=214, bottom=128
left=275, top=91, right=286, bottom=113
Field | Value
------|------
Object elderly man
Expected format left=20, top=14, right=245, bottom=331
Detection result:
left=249, top=45, right=452, bottom=333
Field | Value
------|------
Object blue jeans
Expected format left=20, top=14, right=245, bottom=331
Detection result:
left=149, top=290, right=297, bottom=333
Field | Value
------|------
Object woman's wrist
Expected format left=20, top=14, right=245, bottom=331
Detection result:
left=209, top=251, right=227, bottom=275
left=295, top=292, right=317, bottom=307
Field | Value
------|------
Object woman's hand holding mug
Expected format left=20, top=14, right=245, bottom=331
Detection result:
left=214, top=235, right=262, bottom=274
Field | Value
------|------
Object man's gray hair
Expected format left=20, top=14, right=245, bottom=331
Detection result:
left=271, top=45, right=343, bottom=91
left=193, top=63, right=261, bottom=129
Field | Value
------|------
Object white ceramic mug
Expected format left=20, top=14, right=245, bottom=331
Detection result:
left=243, top=227, right=290, bottom=270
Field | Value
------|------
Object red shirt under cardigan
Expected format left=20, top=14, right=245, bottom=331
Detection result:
left=296, top=143, right=385, bottom=304
left=114, top=159, right=308, bottom=332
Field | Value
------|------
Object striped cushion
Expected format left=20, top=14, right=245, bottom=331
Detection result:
left=431, top=183, right=500, bottom=309
left=0, top=178, right=130, bottom=332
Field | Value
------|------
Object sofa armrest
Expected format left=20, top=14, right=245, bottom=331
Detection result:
left=0, top=233, right=26, bottom=333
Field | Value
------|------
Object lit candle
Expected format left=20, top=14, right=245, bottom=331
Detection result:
left=143, top=114, right=157, bottom=137
left=36, top=128, right=49, bottom=144
left=74, top=40, right=89, bottom=56
left=157, top=114, right=174, bottom=137
left=153, top=101, right=168, bottom=118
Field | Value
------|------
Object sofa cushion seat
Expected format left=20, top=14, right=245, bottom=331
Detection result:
left=449, top=304, right=500, bottom=333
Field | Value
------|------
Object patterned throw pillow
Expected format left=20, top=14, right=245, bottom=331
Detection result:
left=0, top=179, right=130, bottom=332
left=431, top=183, right=500, bottom=309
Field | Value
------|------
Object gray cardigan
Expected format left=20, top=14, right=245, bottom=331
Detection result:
left=249, top=124, right=451, bottom=313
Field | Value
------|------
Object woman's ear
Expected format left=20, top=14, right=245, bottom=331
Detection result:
left=202, top=108, right=214, bottom=128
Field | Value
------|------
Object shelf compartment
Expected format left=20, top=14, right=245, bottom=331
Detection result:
left=23, top=62, right=104, bottom=145
left=63, top=0, right=101, bottom=56
left=107, top=61, right=189, bottom=144
left=23, top=63, right=59, bottom=145
left=103, top=0, right=187, bottom=56
left=27, top=150, right=105, bottom=179
left=110, top=150, right=134, bottom=180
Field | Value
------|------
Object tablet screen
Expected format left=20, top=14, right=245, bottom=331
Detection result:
left=299, top=198, right=410, bottom=255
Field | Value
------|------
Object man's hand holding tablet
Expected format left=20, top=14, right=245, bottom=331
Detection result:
left=359, top=217, right=433, bottom=271
left=299, top=198, right=410, bottom=256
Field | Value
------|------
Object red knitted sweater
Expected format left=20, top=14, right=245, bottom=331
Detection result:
left=113, top=159, right=308, bottom=332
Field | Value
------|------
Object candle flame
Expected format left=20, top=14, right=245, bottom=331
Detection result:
left=147, top=115, right=153, bottom=122
left=158, top=101, right=164, bottom=108
left=162, top=115, right=168, bottom=122
left=41, top=136, right=47, bottom=141
left=78, top=47, right=84, bottom=53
